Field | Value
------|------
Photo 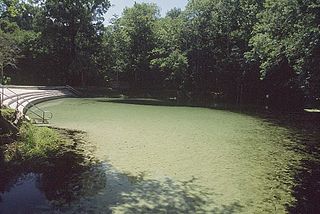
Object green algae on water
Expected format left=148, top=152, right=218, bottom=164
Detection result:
left=30, top=98, right=318, bottom=213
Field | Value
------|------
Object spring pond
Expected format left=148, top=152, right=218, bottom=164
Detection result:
left=1, top=98, right=320, bottom=213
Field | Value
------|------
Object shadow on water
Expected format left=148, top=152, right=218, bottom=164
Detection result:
left=283, top=119, right=320, bottom=214
left=254, top=112, right=320, bottom=214
left=76, top=98, right=320, bottom=213
left=0, top=141, right=109, bottom=213
left=0, top=132, right=243, bottom=213
left=288, top=159, right=320, bottom=213
left=5, top=99, right=320, bottom=213
left=96, top=98, right=178, bottom=107
left=109, top=176, right=242, bottom=214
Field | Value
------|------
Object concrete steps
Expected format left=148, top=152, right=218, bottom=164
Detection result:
left=4, top=91, right=64, bottom=106
left=1, top=86, right=75, bottom=123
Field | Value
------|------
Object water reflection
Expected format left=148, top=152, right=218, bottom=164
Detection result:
left=0, top=143, right=242, bottom=213
left=0, top=173, right=49, bottom=213
left=0, top=143, right=109, bottom=213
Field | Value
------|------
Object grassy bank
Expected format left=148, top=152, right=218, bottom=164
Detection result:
left=3, top=123, right=61, bottom=163
left=0, top=108, right=88, bottom=168
left=1, top=108, right=58, bottom=162
left=0, top=110, right=105, bottom=210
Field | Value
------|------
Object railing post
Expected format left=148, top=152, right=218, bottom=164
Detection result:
left=42, top=111, right=45, bottom=123
left=0, top=85, right=53, bottom=124
left=16, top=95, right=19, bottom=110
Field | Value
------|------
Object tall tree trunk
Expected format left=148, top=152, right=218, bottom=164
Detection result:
left=67, top=18, right=78, bottom=85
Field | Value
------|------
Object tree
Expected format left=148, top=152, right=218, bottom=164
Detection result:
left=113, top=3, right=160, bottom=90
left=247, top=0, right=320, bottom=109
left=0, top=0, right=318, bottom=110
left=180, top=0, right=263, bottom=105
left=151, top=11, right=188, bottom=92
left=36, top=0, right=110, bottom=86
left=0, top=31, right=20, bottom=107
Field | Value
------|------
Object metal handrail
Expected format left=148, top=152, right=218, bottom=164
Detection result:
left=0, top=92, right=46, bottom=121
left=1, top=86, right=19, bottom=110
left=0, top=84, right=53, bottom=122
left=66, top=85, right=82, bottom=97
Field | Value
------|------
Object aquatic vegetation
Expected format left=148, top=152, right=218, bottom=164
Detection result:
left=30, top=98, right=320, bottom=213
left=1, top=98, right=319, bottom=213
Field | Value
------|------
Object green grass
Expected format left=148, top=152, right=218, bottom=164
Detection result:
left=1, top=107, right=64, bottom=163
left=17, top=122, right=61, bottom=160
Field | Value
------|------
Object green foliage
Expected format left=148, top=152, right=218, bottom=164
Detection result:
left=36, top=0, right=110, bottom=86
left=0, top=0, right=319, bottom=108
left=0, top=29, right=20, bottom=69
left=248, top=0, right=320, bottom=82
left=0, top=0, right=21, bottom=17
left=18, top=122, right=61, bottom=160
left=109, top=3, right=159, bottom=89
left=178, top=0, right=263, bottom=103
left=0, top=0, right=110, bottom=86
left=151, top=11, right=187, bottom=89
left=0, top=107, right=15, bottom=121
left=247, top=0, right=320, bottom=107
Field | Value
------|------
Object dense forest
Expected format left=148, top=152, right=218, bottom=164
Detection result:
left=0, top=0, right=319, bottom=109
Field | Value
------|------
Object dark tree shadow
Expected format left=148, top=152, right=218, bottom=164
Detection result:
left=267, top=114, right=320, bottom=214
left=1, top=158, right=244, bottom=213
left=36, top=152, right=107, bottom=207
left=223, top=110, right=320, bottom=213
left=246, top=111, right=320, bottom=214
left=0, top=129, right=109, bottom=213
left=1, top=129, right=243, bottom=214
left=96, top=98, right=178, bottom=107
left=110, top=177, right=243, bottom=214
left=287, top=159, right=320, bottom=213
left=283, top=120, right=320, bottom=214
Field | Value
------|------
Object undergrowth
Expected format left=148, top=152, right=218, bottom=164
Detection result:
left=2, top=121, right=64, bottom=163
left=18, top=122, right=61, bottom=160
left=0, top=108, right=15, bottom=121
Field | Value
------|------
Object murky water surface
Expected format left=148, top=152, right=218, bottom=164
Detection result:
left=1, top=98, right=320, bottom=213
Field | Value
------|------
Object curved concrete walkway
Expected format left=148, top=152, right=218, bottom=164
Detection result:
left=1, top=85, right=76, bottom=122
